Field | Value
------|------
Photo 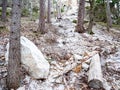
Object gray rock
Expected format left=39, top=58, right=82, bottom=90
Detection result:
left=5, top=36, right=50, bottom=79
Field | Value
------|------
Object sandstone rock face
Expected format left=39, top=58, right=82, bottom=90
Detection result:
left=6, top=36, right=50, bottom=79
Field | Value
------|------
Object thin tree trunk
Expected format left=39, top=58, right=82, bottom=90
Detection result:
left=87, top=0, right=95, bottom=34
left=38, top=0, right=46, bottom=34
left=76, top=0, right=85, bottom=33
left=57, top=0, right=62, bottom=20
left=47, top=0, right=51, bottom=23
left=105, top=0, right=112, bottom=31
left=116, top=2, right=120, bottom=18
left=52, top=0, right=55, bottom=18
left=1, top=0, right=7, bottom=22
left=29, top=1, right=33, bottom=20
left=7, top=0, right=21, bottom=89
left=68, top=0, right=72, bottom=10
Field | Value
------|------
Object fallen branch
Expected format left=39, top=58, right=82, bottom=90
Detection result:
left=88, top=53, right=103, bottom=89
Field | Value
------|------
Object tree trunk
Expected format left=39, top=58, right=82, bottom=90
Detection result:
left=7, top=0, right=21, bottom=89
left=116, top=2, right=120, bottom=19
left=1, top=0, right=7, bottom=22
left=87, top=0, right=95, bottom=34
left=47, top=0, right=51, bottom=23
left=76, top=0, right=85, bottom=33
left=57, top=0, right=62, bottom=21
left=105, top=0, right=112, bottom=31
left=29, top=1, right=33, bottom=20
left=38, top=0, right=46, bottom=34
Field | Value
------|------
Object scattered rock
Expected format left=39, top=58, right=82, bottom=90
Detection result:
left=0, top=78, right=7, bottom=90
left=73, top=54, right=82, bottom=61
left=105, top=46, right=117, bottom=54
left=58, top=25, right=64, bottom=28
left=106, top=61, right=120, bottom=73
left=54, top=84, right=64, bottom=90
left=102, top=45, right=117, bottom=57
left=55, top=76, right=63, bottom=83
left=17, top=85, right=26, bottom=90
left=0, top=61, right=5, bottom=66
left=82, top=62, right=89, bottom=71
left=92, top=46, right=102, bottom=52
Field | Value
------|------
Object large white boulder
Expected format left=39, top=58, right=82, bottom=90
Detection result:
left=6, top=36, right=50, bottom=79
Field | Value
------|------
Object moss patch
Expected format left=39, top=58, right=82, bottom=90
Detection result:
left=72, top=20, right=77, bottom=23
left=97, top=22, right=120, bottom=30
left=0, top=26, right=9, bottom=34
left=0, top=7, right=11, bottom=16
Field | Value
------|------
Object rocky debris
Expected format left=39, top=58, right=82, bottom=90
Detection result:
left=0, top=7, right=120, bottom=90
left=0, top=55, right=5, bottom=61
left=0, top=54, right=5, bottom=65
left=0, top=67, right=7, bottom=78
left=106, top=61, right=120, bottom=73
left=0, top=78, right=7, bottom=90
left=5, top=36, right=50, bottom=79
left=0, top=66, right=7, bottom=90
left=17, top=51, right=112, bottom=90
left=102, top=45, right=117, bottom=56
left=103, top=61, right=120, bottom=90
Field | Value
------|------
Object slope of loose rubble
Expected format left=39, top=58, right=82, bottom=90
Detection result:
left=0, top=8, right=120, bottom=90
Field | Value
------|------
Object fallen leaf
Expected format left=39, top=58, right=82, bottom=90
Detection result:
left=72, top=64, right=82, bottom=73
left=83, top=52, right=89, bottom=57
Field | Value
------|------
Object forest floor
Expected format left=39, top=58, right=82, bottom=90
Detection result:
left=0, top=9, right=120, bottom=90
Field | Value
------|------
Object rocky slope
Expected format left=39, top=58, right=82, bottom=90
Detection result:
left=0, top=8, right=120, bottom=90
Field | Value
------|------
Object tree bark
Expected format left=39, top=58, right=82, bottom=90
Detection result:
left=116, top=2, right=120, bottom=19
left=57, top=0, right=62, bottom=21
left=7, top=0, right=22, bottom=89
left=105, top=0, right=112, bottom=31
left=1, top=0, right=7, bottom=22
left=29, top=0, right=33, bottom=20
left=47, top=0, right=51, bottom=23
left=76, top=0, right=85, bottom=33
left=38, top=0, right=46, bottom=34
left=87, top=0, right=95, bottom=34
left=88, top=54, right=103, bottom=89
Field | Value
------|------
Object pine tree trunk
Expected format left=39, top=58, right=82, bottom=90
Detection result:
left=7, top=0, right=21, bottom=89
left=87, top=0, right=95, bottom=34
left=116, top=2, right=120, bottom=19
left=1, top=0, right=7, bottom=22
left=105, top=0, right=112, bottom=31
left=57, top=0, right=62, bottom=20
left=29, top=1, right=33, bottom=20
left=53, top=1, right=56, bottom=18
left=38, top=0, right=46, bottom=34
left=76, top=0, right=85, bottom=33
left=47, top=0, right=51, bottom=23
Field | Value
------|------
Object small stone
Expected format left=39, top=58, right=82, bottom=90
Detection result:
left=74, top=54, right=82, bottom=61
left=92, top=46, right=102, bottom=52
left=0, top=61, right=5, bottom=66
left=82, top=62, right=89, bottom=70
left=55, top=76, right=63, bottom=83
